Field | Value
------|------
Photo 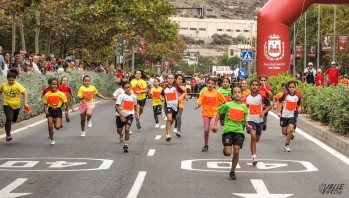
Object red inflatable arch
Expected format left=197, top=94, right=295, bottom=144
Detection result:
left=257, top=0, right=349, bottom=77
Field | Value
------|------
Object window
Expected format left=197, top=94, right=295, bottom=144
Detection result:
left=190, top=28, right=197, bottom=31
left=217, top=29, right=223, bottom=31
left=199, top=28, right=206, bottom=31
left=226, top=29, right=232, bottom=32
left=244, top=29, right=250, bottom=32
left=179, top=27, right=188, bottom=30
left=236, top=29, right=241, bottom=32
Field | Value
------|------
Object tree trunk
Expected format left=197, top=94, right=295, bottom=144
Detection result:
left=45, top=31, right=52, bottom=55
left=19, top=14, right=26, bottom=51
left=11, top=11, right=16, bottom=55
left=34, top=11, right=40, bottom=54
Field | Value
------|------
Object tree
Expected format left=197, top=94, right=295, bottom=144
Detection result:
left=217, top=53, right=240, bottom=66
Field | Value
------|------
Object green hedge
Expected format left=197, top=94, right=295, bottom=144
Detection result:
left=265, top=73, right=349, bottom=135
left=0, top=71, right=118, bottom=126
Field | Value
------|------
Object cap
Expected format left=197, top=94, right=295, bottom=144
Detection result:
left=331, top=61, right=336, bottom=65
left=308, top=62, right=313, bottom=66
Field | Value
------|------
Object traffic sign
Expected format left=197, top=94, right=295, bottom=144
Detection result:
left=238, top=68, right=247, bottom=77
left=242, top=51, right=253, bottom=62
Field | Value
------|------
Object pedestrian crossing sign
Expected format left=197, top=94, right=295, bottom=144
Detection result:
left=242, top=51, right=253, bottom=62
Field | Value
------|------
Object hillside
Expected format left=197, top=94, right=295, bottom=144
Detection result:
left=167, top=0, right=269, bottom=19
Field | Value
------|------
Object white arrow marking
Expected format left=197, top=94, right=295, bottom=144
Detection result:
left=160, top=125, right=166, bottom=129
left=155, top=135, right=161, bottom=140
left=233, top=179, right=293, bottom=198
left=246, top=162, right=288, bottom=170
left=46, top=161, right=87, bottom=168
left=0, top=178, right=31, bottom=198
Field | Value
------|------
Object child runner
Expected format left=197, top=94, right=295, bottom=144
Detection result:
left=77, top=75, right=108, bottom=137
left=0, top=69, right=29, bottom=141
left=130, top=70, right=148, bottom=129
left=115, top=81, right=139, bottom=153
left=173, top=74, right=187, bottom=137
left=38, top=78, right=52, bottom=103
left=218, top=77, right=232, bottom=126
left=240, top=79, right=251, bottom=104
left=58, top=76, right=76, bottom=122
left=161, top=74, right=184, bottom=142
left=43, top=77, right=68, bottom=145
left=273, top=83, right=287, bottom=109
left=278, top=81, right=302, bottom=152
left=245, top=80, right=272, bottom=165
left=150, top=78, right=163, bottom=128
left=196, top=77, right=226, bottom=152
left=259, top=75, right=272, bottom=131
left=213, top=86, right=251, bottom=180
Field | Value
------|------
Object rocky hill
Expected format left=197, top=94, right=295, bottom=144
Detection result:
left=167, top=0, right=268, bottom=19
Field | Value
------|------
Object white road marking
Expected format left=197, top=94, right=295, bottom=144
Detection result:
left=46, top=161, right=87, bottom=168
left=127, top=171, right=147, bottom=198
left=155, top=135, right=161, bottom=140
left=147, top=149, right=156, bottom=156
left=160, top=125, right=166, bottom=129
left=207, top=162, right=241, bottom=169
left=269, top=111, right=349, bottom=166
left=233, top=179, right=293, bottom=198
left=0, top=178, right=31, bottom=198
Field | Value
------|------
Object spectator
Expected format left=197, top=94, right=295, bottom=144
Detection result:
left=325, top=62, right=340, bottom=86
left=2, top=51, right=10, bottom=76
left=0, top=46, right=4, bottom=75
left=340, top=74, right=348, bottom=86
left=304, top=62, right=316, bottom=85
left=315, top=69, right=324, bottom=87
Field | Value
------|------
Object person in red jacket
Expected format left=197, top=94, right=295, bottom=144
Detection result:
left=325, top=62, right=340, bottom=86
left=315, top=69, right=324, bottom=87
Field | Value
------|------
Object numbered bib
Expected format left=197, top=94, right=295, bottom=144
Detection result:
left=204, top=96, right=216, bottom=105
left=152, top=91, right=161, bottom=99
left=229, top=108, right=245, bottom=122
left=249, top=104, right=262, bottom=115
left=123, top=100, right=134, bottom=111
left=48, top=96, right=59, bottom=106
left=285, top=101, right=297, bottom=111
left=165, top=92, right=176, bottom=101
left=224, top=95, right=231, bottom=102
left=84, top=91, right=94, bottom=100
left=132, top=87, right=142, bottom=94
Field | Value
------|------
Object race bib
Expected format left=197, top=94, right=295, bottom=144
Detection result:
left=152, top=91, right=161, bottom=99
left=48, top=96, right=59, bottom=106
left=224, top=95, right=231, bottom=102
left=228, top=108, right=245, bottom=122
left=249, top=104, right=262, bottom=115
left=123, top=100, right=134, bottom=111
left=132, top=87, right=142, bottom=94
left=165, top=92, right=176, bottom=101
left=204, top=96, right=216, bottom=105
left=84, top=91, right=94, bottom=100
left=286, top=101, right=297, bottom=111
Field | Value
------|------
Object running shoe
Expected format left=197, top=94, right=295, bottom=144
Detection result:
left=136, top=120, right=141, bottom=129
left=61, top=125, right=63, bottom=128
left=66, top=116, right=70, bottom=122
left=6, top=134, right=12, bottom=141
left=263, top=124, right=267, bottom=131
left=229, top=171, right=237, bottom=180
left=129, top=130, right=132, bottom=135
left=166, top=135, right=171, bottom=142
left=155, top=124, right=160, bottom=128
left=119, top=134, right=124, bottom=142
left=252, top=156, right=258, bottom=165
left=50, top=140, right=55, bottom=146
left=173, top=128, right=178, bottom=133
left=87, top=120, right=92, bottom=128
left=291, top=133, right=295, bottom=140
left=202, top=145, right=209, bottom=152
left=164, top=117, right=167, bottom=121
left=81, top=131, right=86, bottom=137
left=123, top=144, right=129, bottom=153
left=176, top=131, right=181, bottom=137
left=284, top=145, right=291, bottom=152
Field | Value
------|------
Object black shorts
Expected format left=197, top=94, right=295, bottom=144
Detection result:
left=222, top=132, right=245, bottom=148
left=137, top=99, right=146, bottom=107
left=165, top=107, right=178, bottom=119
left=47, top=107, right=62, bottom=118
left=247, top=121, right=264, bottom=136
left=219, top=114, right=225, bottom=121
left=280, top=117, right=296, bottom=128
left=116, top=115, right=134, bottom=128
left=153, top=105, right=162, bottom=115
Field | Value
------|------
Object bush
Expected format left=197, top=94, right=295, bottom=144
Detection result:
left=0, top=71, right=118, bottom=126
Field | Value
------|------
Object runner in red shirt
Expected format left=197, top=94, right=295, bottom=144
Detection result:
left=325, top=62, right=340, bottom=86
left=259, top=75, right=272, bottom=131
left=58, top=76, right=76, bottom=122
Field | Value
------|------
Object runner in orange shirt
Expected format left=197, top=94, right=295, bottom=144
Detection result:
left=241, top=79, right=251, bottom=104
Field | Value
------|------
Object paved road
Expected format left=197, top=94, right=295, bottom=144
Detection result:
left=0, top=99, right=348, bottom=198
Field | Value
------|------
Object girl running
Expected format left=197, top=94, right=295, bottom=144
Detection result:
left=0, top=69, right=29, bottom=141
left=196, top=77, right=226, bottom=152
left=259, top=75, right=272, bottom=131
left=161, top=74, right=184, bottom=142
left=58, top=76, right=76, bottom=122
left=150, top=78, right=163, bottom=128
left=213, top=86, right=251, bottom=180
left=77, top=75, right=108, bottom=137
left=115, top=81, right=139, bottom=153
left=173, top=74, right=187, bottom=137
left=130, top=70, right=149, bottom=129
left=241, top=79, right=251, bottom=104
left=38, top=78, right=52, bottom=103
left=277, top=81, right=302, bottom=152
left=245, top=80, right=271, bottom=165
left=218, top=78, right=232, bottom=126
left=43, top=77, right=68, bottom=145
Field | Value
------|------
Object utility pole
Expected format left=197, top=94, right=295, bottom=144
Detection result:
left=333, top=5, right=337, bottom=62
left=317, top=5, right=321, bottom=70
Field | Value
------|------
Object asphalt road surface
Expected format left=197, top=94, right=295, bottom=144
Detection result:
left=0, top=99, right=348, bottom=198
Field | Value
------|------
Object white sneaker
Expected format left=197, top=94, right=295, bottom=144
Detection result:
left=252, top=156, right=258, bottom=165
left=50, top=140, right=55, bottom=146
left=81, top=131, right=86, bottom=137
left=87, top=120, right=92, bottom=128
left=284, top=145, right=291, bottom=152
left=129, top=130, right=132, bottom=135
left=164, top=117, right=167, bottom=121
left=173, top=128, right=178, bottom=133
left=176, top=131, right=181, bottom=137
left=155, top=124, right=160, bottom=128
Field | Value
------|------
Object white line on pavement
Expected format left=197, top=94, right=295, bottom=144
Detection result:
left=155, top=135, right=161, bottom=140
left=147, top=149, right=155, bottom=157
left=160, top=125, right=165, bottom=129
left=269, top=111, right=349, bottom=166
left=127, top=171, right=147, bottom=198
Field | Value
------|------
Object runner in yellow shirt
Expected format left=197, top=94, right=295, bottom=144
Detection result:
left=130, top=70, right=149, bottom=129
